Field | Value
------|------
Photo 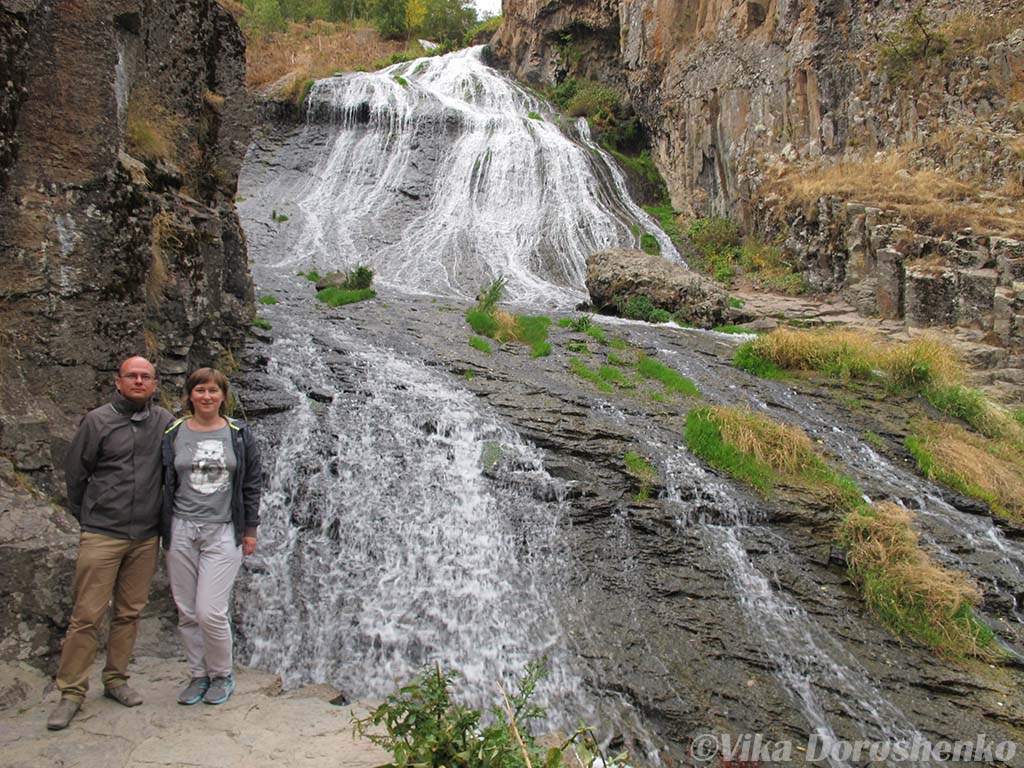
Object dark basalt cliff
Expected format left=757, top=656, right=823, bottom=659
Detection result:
left=0, top=0, right=252, bottom=672
left=0, top=0, right=254, bottom=479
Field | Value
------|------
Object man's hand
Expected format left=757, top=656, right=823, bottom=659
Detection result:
left=243, top=536, right=257, bottom=556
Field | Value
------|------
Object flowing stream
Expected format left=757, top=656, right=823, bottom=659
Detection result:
left=237, top=45, right=1024, bottom=766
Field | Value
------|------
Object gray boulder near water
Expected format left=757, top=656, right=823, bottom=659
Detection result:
left=586, top=248, right=730, bottom=327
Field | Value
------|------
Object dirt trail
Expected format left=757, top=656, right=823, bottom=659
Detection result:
left=0, top=657, right=389, bottom=768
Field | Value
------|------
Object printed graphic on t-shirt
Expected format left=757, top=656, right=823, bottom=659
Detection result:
left=189, top=439, right=230, bottom=494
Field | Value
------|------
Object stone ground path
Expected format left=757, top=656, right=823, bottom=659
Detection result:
left=0, top=657, right=390, bottom=767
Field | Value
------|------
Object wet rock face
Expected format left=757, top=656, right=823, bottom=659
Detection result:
left=0, top=0, right=254, bottom=473
left=586, top=248, right=730, bottom=326
left=0, top=0, right=252, bottom=666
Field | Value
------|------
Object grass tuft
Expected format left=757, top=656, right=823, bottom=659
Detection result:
left=258, top=295, right=278, bottom=305
left=569, top=358, right=614, bottom=392
left=840, top=502, right=993, bottom=659
left=907, top=422, right=1024, bottom=522
left=316, top=287, right=376, bottom=306
left=624, top=451, right=657, bottom=500
left=636, top=357, right=700, bottom=397
left=468, top=336, right=492, bottom=355
left=252, top=317, right=272, bottom=331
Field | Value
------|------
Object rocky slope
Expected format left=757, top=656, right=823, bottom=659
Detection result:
left=492, top=0, right=1024, bottom=362
left=0, top=0, right=254, bottom=669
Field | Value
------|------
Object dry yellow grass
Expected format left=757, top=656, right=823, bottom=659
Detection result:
left=876, top=335, right=966, bottom=390
left=909, top=421, right=1024, bottom=521
left=841, top=501, right=990, bottom=657
left=708, top=405, right=820, bottom=476
left=245, top=21, right=405, bottom=90
left=492, top=310, right=520, bottom=342
left=764, top=152, right=1024, bottom=238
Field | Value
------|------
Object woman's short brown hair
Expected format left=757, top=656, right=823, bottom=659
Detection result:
left=183, top=367, right=231, bottom=416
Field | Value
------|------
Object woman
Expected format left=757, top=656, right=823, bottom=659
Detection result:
left=162, top=367, right=261, bottom=706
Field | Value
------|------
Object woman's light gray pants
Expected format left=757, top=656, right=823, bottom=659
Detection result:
left=166, top=517, right=243, bottom=679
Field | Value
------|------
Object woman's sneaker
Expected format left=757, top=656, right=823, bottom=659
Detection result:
left=177, top=676, right=210, bottom=705
left=204, top=674, right=235, bottom=705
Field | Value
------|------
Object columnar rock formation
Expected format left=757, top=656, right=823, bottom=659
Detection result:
left=0, top=0, right=253, bottom=670
left=492, top=0, right=1024, bottom=354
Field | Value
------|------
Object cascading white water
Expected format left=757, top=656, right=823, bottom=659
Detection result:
left=242, top=330, right=584, bottom=712
left=280, top=45, right=679, bottom=307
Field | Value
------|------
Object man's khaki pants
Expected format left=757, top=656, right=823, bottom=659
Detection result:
left=55, top=532, right=159, bottom=702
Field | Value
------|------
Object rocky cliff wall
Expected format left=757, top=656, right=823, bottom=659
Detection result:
left=0, top=0, right=254, bottom=482
left=0, top=0, right=253, bottom=671
left=492, top=0, right=1024, bottom=349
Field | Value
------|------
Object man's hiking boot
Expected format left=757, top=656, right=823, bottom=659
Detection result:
left=204, top=674, right=235, bottom=705
left=104, top=683, right=142, bottom=707
left=177, top=676, right=210, bottom=705
left=47, top=699, right=80, bottom=730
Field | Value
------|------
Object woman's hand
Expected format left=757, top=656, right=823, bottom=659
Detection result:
left=243, top=536, right=257, bottom=556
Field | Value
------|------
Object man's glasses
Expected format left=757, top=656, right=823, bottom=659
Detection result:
left=119, top=374, right=156, bottom=382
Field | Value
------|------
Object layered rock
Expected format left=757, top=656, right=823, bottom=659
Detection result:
left=492, top=1, right=1024, bottom=348
left=0, top=0, right=254, bottom=477
left=586, top=248, right=729, bottom=326
left=0, top=0, right=253, bottom=667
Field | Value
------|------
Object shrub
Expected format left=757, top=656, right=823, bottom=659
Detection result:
left=316, top=287, right=376, bottom=306
left=616, top=295, right=671, bottom=324
left=636, top=357, right=700, bottom=397
left=353, top=661, right=627, bottom=768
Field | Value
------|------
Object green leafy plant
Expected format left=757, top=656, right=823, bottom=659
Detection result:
left=394, top=75, right=408, bottom=87
left=353, top=661, right=627, bottom=768
left=557, top=315, right=593, bottom=332
left=271, top=209, right=289, bottom=223
left=615, top=295, right=671, bottom=324
left=476, top=276, right=508, bottom=314
left=527, top=111, right=543, bottom=121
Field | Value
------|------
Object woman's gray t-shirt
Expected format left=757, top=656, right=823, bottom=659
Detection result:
left=172, top=423, right=237, bottom=523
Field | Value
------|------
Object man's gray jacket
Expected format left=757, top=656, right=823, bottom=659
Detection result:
left=65, top=391, right=174, bottom=540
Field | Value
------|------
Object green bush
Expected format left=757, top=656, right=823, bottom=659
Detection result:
left=353, top=661, right=627, bottom=768
left=616, top=295, right=671, bottom=324
left=466, top=309, right=499, bottom=337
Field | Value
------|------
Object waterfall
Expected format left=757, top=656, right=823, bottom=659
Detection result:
left=237, top=43, right=1024, bottom=767
left=270, top=45, right=678, bottom=307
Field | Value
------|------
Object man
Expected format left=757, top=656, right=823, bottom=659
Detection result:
left=47, top=356, right=174, bottom=730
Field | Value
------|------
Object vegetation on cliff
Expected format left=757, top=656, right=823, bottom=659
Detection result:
left=733, top=327, right=1024, bottom=523
left=685, top=405, right=994, bottom=658
left=353, top=661, right=628, bottom=768
left=223, top=0, right=494, bottom=94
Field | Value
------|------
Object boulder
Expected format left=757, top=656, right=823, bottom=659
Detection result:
left=585, top=249, right=729, bottom=327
